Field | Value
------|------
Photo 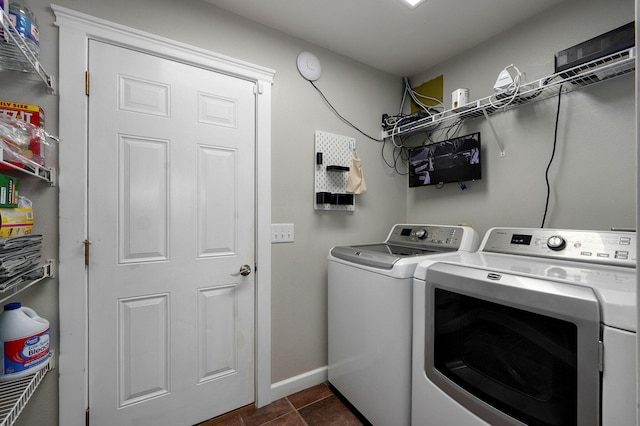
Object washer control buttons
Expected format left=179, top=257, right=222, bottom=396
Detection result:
left=615, top=251, right=629, bottom=259
left=620, top=237, right=632, bottom=245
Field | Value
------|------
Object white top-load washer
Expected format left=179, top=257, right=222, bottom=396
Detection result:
left=412, top=227, right=636, bottom=426
left=328, top=224, right=479, bottom=426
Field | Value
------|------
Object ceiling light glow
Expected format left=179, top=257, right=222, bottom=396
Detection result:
left=401, top=0, right=426, bottom=8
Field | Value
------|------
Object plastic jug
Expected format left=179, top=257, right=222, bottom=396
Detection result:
left=0, top=302, right=49, bottom=381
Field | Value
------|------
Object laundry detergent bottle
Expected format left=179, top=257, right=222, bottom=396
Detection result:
left=0, top=302, right=49, bottom=381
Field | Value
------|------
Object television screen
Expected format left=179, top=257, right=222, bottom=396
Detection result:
left=408, top=132, right=481, bottom=188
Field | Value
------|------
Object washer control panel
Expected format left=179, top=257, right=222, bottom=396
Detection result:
left=482, top=227, right=636, bottom=267
left=386, top=224, right=474, bottom=251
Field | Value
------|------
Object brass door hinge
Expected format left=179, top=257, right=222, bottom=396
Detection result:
left=85, top=71, right=90, bottom=96
left=84, top=239, right=91, bottom=265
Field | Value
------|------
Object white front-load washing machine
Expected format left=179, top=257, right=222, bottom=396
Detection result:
left=328, top=224, right=479, bottom=426
left=412, top=227, right=636, bottom=426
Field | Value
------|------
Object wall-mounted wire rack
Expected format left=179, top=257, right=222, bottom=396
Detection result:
left=0, top=10, right=57, bottom=426
left=383, top=47, right=636, bottom=143
left=0, top=8, right=56, bottom=94
left=0, top=355, right=52, bottom=426
left=0, top=260, right=55, bottom=426
left=0, top=260, right=54, bottom=305
left=0, top=149, right=56, bottom=185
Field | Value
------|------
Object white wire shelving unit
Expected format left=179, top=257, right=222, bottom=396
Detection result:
left=0, top=357, right=52, bottom=426
left=383, top=47, right=637, bottom=150
left=0, top=9, right=57, bottom=426
left=0, top=259, right=55, bottom=426
left=0, top=8, right=56, bottom=93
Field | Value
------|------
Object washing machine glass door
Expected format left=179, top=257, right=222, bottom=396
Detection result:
left=424, top=263, right=601, bottom=426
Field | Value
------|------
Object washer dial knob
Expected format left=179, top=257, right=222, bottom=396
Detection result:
left=547, top=236, right=566, bottom=251
left=415, top=229, right=428, bottom=240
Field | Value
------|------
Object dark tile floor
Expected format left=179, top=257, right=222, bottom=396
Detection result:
left=198, top=383, right=367, bottom=426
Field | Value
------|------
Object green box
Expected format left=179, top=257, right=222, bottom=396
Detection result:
left=0, top=174, right=19, bottom=207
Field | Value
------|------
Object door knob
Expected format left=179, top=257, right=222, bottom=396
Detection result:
left=237, top=264, right=252, bottom=276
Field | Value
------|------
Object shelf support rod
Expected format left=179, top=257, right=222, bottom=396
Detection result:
left=482, top=109, right=505, bottom=157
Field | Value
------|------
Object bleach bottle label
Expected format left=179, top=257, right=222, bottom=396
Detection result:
left=3, top=328, right=49, bottom=375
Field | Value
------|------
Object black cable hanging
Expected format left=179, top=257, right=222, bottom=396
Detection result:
left=309, top=80, right=382, bottom=143
left=381, top=138, right=409, bottom=175
left=541, top=85, right=564, bottom=228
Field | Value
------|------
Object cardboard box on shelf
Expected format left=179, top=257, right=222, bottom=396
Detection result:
left=0, top=174, right=18, bottom=208
left=0, top=208, right=33, bottom=237
left=0, top=101, right=45, bottom=169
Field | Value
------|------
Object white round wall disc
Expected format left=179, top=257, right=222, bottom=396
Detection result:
left=297, top=51, right=322, bottom=81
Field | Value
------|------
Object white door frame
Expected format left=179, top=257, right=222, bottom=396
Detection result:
left=53, top=6, right=274, bottom=425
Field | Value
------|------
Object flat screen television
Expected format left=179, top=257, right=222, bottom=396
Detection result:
left=408, top=132, right=481, bottom=188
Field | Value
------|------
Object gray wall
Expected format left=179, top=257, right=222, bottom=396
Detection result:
left=407, top=0, right=636, bottom=236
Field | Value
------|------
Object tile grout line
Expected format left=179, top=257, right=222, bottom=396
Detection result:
left=288, top=392, right=334, bottom=411
left=237, top=385, right=351, bottom=426
left=258, top=397, right=298, bottom=426
left=294, top=410, right=309, bottom=426
left=265, top=391, right=334, bottom=426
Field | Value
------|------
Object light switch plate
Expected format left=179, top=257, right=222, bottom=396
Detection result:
left=272, top=223, right=294, bottom=243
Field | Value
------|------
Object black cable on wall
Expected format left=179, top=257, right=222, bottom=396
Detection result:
left=541, top=85, right=564, bottom=228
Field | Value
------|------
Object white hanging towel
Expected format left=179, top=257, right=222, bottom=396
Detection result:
left=346, top=149, right=367, bottom=194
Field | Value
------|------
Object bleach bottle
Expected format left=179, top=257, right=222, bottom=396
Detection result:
left=0, top=302, right=49, bottom=381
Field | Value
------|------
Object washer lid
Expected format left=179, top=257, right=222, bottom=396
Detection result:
left=330, top=243, right=449, bottom=269
left=328, top=224, right=479, bottom=270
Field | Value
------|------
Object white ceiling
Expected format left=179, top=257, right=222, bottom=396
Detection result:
left=204, top=0, right=568, bottom=77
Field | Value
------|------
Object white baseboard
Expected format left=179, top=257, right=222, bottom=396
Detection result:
left=269, top=365, right=328, bottom=401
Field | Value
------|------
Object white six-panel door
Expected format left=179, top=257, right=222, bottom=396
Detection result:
left=87, top=40, right=256, bottom=425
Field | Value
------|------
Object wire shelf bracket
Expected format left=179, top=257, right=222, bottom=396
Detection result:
left=482, top=109, right=505, bottom=157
